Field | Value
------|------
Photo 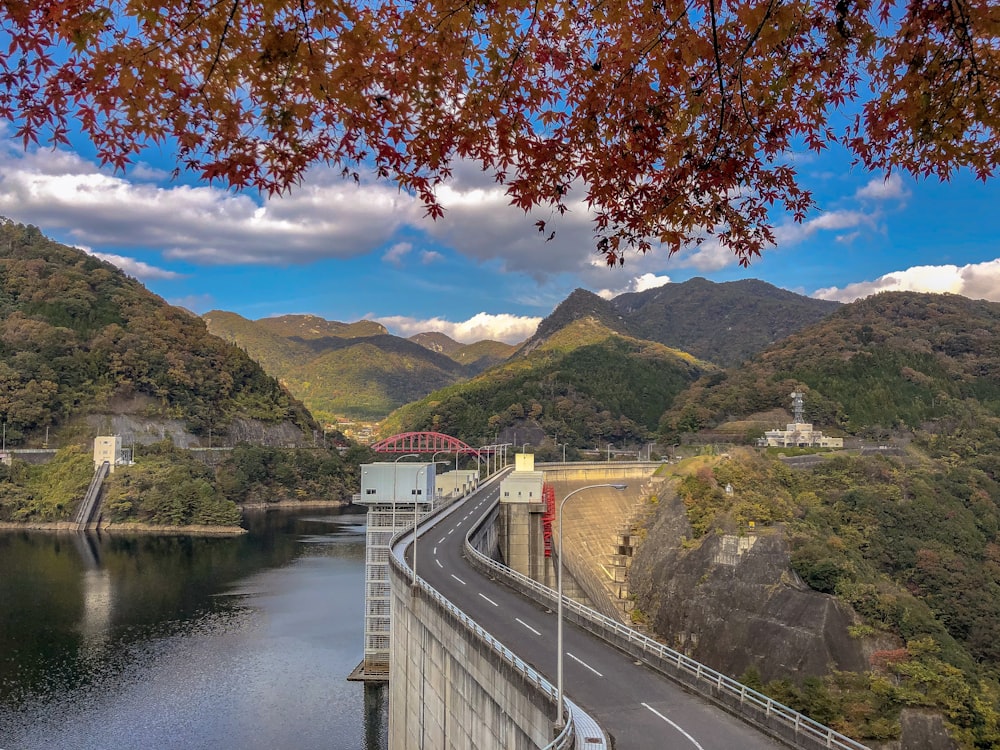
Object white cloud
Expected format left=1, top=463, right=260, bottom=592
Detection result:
left=375, top=312, right=541, bottom=344
left=424, top=182, right=601, bottom=277
left=0, top=146, right=418, bottom=265
left=87, top=250, right=184, bottom=280
left=814, top=258, right=1000, bottom=302
left=420, top=250, right=444, bottom=264
left=856, top=173, right=910, bottom=202
left=382, top=242, right=412, bottom=266
left=596, top=272, right=672, bottom=299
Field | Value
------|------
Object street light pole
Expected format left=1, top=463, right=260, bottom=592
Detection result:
left=413, top=460, right=449, bottom=586
left=555, top=483, right=627, bottom=730
left=393, top=453, right=419, bottom=530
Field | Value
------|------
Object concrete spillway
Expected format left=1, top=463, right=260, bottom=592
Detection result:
left=73, top=461, right=109, bottom=529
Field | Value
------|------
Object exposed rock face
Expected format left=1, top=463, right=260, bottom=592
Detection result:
left=84, top=414, right=308, bottom=449
left=878, top=710, right=959, bottom=750
left=629, top=490, right=866, bottom=682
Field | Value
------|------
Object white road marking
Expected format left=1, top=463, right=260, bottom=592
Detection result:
left=433, top=546, right=437, bottom=555
left=436, top=559, right=443, bottom=569
left=641, top=703, right=705, bottom=750
left=451, top=574, right=467, bottom=585
left=448, top=528, right=455, bottom=535
left=438, top=537, right=445, bottom=544
left=516, top=618, right=541, bottom=636
left=567, top=652, right=603, bottom=677
left=479, top=593, right=499, bottom=607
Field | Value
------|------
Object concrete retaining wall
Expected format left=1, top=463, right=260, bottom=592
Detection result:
left=388, top=557, right=556, bottom=750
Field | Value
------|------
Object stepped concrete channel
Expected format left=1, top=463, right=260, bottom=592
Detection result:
left=388, top=463, right=868, bottom=750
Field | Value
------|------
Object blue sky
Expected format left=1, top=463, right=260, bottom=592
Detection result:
left=1, top=127, right=998, bottom=344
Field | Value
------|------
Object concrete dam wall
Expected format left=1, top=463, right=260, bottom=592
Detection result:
left=388, top=549, right=558, bottom=750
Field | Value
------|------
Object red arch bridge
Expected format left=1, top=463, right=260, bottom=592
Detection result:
left=369, top=432, right=511, bottom=472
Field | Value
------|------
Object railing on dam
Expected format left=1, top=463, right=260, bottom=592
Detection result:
left=388, top=475, right=605, bottom=750
left=463, top=503, right=871, bottom=750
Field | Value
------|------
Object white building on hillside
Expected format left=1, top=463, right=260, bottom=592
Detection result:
left=758, top=392, right=844, bottom=449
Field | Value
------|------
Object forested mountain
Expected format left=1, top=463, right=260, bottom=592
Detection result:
left=661, top=291, right=1000, bottom=439
left=0, top=220, right=313, bottom=446
left=611, top=277, right=841, bottom=367
left=519, top=279, right=839, bottom=368
left=254, top=314, right=387, bottom=339
left=409, top=331, right=463, bottom=356
left=204, top=312, right=472, bottom=420
left=627, top=293, right=1000, bottom=747
left=382, top=317, right=713, bottom=449
left=410, top=332, right=517, bottom=373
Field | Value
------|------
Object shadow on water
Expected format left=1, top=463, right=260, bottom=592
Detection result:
left=0, top=507, right=387, bottom=750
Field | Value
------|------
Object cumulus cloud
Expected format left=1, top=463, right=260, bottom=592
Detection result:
left=382, top=242, right=412, bottom=266
left=0, top=145, right=418, bottom=265
left=596, top=272, right=672, bottom=299
left=856, top=173, right=910, bottom=202
left=423, top=183, right=600, bottom=277
left=87, top=250, right=185, bottom=280
left=420, top=250, right=444, bottom=264
left=375, top=312, right=541, bottom=344
left=814, top=259, right=1000, bottom=302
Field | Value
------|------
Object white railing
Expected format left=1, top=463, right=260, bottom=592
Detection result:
left=463, top=503, right=871, bottom=750
left=388, top=470, right=595, bottom=750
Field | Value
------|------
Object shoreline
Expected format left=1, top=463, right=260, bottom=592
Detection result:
left=0, top=499, right=356, bottom=535
left=240, top=499, right=353, bottom=510
left=0, top=520, right=247, bottom=536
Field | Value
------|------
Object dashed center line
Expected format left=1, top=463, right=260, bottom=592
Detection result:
left=567, top=652, right=603, bottom=677
left=479, top=593, right=499, bottom=607
left=436, top=559, right=443, bottom=568
left=438, top=537, right=445, bottom=544
left=515, top=618, right=541, bottom=636
left=432, top=546, right=437, bottom=555
left=641, top=703, right=705, bottom=750
left=451, top=574, right=466, bottom=585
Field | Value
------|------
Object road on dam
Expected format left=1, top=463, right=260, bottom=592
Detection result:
left=405, top=473, right=785, bottom=750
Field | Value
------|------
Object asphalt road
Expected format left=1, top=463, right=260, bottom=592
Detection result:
left=406, top=472, right=785, bottom=750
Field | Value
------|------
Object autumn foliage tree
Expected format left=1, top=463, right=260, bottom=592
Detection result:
left=1, top=0, right=996, bottom=263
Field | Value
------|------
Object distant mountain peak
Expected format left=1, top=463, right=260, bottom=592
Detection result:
left=410, top=331, right=463, bottom=355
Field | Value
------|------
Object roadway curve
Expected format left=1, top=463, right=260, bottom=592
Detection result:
left=406, top=472, right=785, bottom=750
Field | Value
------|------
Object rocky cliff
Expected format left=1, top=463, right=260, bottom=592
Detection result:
left=628, top=485, right=867, bottom=682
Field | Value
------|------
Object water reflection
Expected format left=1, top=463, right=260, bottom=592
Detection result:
left=0, top=508, right=387, bottom=750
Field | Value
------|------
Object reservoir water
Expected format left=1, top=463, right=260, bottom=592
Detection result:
left=0, top=508, right=388, bottom=750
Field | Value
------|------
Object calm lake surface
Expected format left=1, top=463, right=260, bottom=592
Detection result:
left=0, top=508, right=388, bottom=750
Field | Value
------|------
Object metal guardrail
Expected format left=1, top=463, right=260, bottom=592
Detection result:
left=463, top=502, right=871, bottom=750
left=387, top=469, right=584, bottom=750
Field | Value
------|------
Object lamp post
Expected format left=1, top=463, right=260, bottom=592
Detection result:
left=412, top=460, right=449, bottom=586
left=393, top=453, right=419, bottom=529
left=558, top=443, right=566, bottom=463
left=554, top=483, right=627, bottom=730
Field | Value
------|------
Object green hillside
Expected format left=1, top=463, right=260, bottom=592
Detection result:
left=203, top=310, right=315, bottom=372
left=613, top=277, right=841, bottom=367
left=0, top=219, right=314, bottom=445
left=661, top=291, right=1000, bottom=439
left=280, top=337, right=469, bottom=419
left=642, top=291, right=1000, bottom=745
left=651, top=448, right=1000, bottom=747
left=255, top=314, right=387, bottom=339
left=382, top=318, right=712, bottom=447
left=410, top=332, right=517, bottom=373
left=205, top=313, right=486, bottom=421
